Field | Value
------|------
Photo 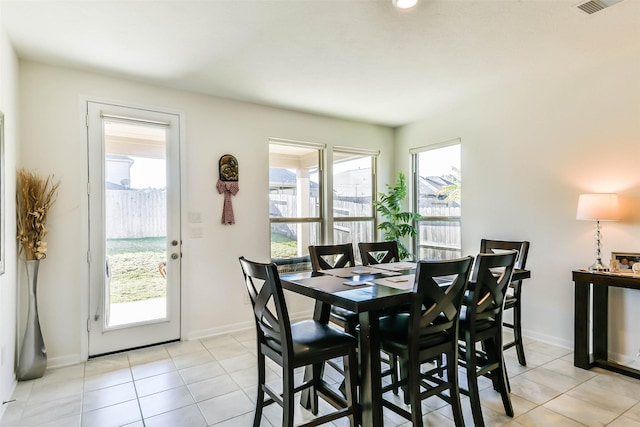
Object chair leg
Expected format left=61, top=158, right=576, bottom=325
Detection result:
left=333, top=317, right=357, bottom=398
left=407, top=353, right=424, bottom=427
left=465, top=334, right=485, bottom=427
left=495, top=349, right=514, bottom=417
left=389, top=352, right=399, bottom=395
left=498, top=362, right=514, bottom=417
left=310, top=363, right=322, bottom=415
left=447, top=350, right=465, bottom=427
left=344, top=349, right=359, bottom=427
left=513, top=304, right=527, bottom=366
left=486, top=336, right=514, bottom=418
left=254, top=352, right=266, bottom=427
left=399, top=357, right=411, bottom=405
left=283, top=367, right=296, bottom=427
left=485, top=337, right=502, bottom=393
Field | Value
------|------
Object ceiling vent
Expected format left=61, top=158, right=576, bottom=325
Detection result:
left=577, top=0, right=624, bottom=14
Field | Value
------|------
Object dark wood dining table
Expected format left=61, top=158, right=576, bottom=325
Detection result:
left=280, top=262, right=531, bottom=426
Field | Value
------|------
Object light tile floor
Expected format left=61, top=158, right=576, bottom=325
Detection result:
left=2, top=330, right=640, bottom=426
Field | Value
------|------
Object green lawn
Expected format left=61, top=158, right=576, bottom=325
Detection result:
left=107, top=237, right=166, bottom=303
left=106, top=234, right=299, bottom=303
left=271, top=232, right=297, bottom=258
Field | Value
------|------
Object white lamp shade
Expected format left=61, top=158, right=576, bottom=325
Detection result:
left=576, top=193, right=620, bottom=221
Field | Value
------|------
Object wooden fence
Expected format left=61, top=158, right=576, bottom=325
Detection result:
left=106, top=189, right=166, bottom=239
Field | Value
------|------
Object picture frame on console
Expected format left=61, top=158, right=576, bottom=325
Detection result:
left=610, top=252, right=640, bottom=273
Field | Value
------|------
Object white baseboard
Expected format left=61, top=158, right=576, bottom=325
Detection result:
left=47, top=354, right=83, bottom=370
left=524, top=328, right=640, bottom=369
left=608, top=350, right=640, bottom=369
left=523, top=328, right=573, bottom=351
left=183, top=310, right=313, bottom=341
left=42, top=310, right=314, bottom=369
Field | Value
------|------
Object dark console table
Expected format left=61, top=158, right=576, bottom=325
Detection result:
left=572, top=269, right=640, bottom=379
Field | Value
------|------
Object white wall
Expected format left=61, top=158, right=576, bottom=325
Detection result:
left=395, top=45, right=640, bottom=363
left=10, top=5, right=640, bottom=383
left=0, top=2, right=20, bottom=415
left=18, top=61, right=394, bottom=365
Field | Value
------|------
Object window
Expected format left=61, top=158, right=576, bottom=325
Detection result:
left=412, top=140, right=461, bottom=260
left=332, top=148, right=377, bottom=263
left=269, top=139, right=324, bottom=272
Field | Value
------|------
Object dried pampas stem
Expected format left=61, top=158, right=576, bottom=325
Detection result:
left=16, top=169, right=60, bottom=260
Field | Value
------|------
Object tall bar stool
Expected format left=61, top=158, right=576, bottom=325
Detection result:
left=358, top=241, right=400, bottom=266
left=239, top=257, right=359, bottom=427
left=309, top=243, right=399, bottom=395
left=480, top=239, right=530, bottom=366
left=458, top=250, right=518, bottom=427
left=378, top=257, right=474, bottom=427
left=309, top=244, right=358, bottom=336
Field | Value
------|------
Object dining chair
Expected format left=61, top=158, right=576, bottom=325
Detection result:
left=239, top=256, right=358, bottom=427
left=358, top=241, right=400, bottom=265
left=458, top=250, right=518, bottom=427
left=309, top=243, right=356, bottom=272
left=357, top=241, right=406, bottom=392
left=308, top=243, right=399, bottom=394
left=309, top=243, right=359, bottom=334
left=480, top=239, right=530, bottom=366
left=377, top=256, right=474, bottom=427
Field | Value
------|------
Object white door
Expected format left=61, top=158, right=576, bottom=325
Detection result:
left=86, top=101, right=181, bottom=356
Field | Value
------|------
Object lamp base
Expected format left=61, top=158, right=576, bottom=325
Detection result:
left=588, top=259, right=609, bottom=272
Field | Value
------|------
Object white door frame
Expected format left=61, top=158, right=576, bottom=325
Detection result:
left=79, top=97, right=187, bottom=360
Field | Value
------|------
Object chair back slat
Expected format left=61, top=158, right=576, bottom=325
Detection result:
left=309, top=243, right=355, bottom=272
left=239, top=257, right=293, bottom=356
left=468, top=251, right=518, bottom=320
left=480, top=239, right=529, bottom=270
left=410, top=257, right=474, bottom=337
left=358, top=241, right=400, bottom=265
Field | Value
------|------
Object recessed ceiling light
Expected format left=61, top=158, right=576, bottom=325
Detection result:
left=393, top=0, right=418, bottom=9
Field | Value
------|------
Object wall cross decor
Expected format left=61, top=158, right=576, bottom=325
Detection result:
left=216, top=154, right=239, bottom=225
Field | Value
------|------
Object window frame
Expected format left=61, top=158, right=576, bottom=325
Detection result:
left=411, top=139, right=462, bottom=260
left=329, top=146, right=379, bottom=256
left=268, top=138, right=325, bottom=270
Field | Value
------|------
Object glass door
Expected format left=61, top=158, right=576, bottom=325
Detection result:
left=87, top=102, right=181, bottom=356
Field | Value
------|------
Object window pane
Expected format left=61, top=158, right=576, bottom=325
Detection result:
left=269, top=144, right=320, bottom=219
left=416, top=219, right=462, bottom=260
left=415, top=143, right=461, bottom=259
left=104, top=120, right=168, bottom=326
left=269, top=142, right=323, bottom=269
left=333, top=153, right=373, bottom=218
left=333, top=220, right=374, bottom=264
left=270, top=222, right=320, bottom=272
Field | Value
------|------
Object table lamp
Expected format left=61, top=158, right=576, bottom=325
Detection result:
left=576, top=193, right=619, bottom=271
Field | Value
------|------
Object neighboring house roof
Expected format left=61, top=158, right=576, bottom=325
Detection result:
left=269, top=168, right=318, bottom=189
left=106, top=154, right=134, bottom=164
left=418, top=175, right=460, bottom=207
left=333, top=168, right=372, bottom=197
left=106, top=181, right=128, bottom=190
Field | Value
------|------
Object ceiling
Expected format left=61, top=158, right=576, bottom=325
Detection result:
left=2, top=0, right=639, bottom=127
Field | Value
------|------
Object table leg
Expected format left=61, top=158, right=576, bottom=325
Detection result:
left=592, top=282, right=608, bottom=362
left=573, top=278, right=591, bottom=369
left=359, top=311, right=384, bottom=427
left=300, top=300, right=332, bottom=409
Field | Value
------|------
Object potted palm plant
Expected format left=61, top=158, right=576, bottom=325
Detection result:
left=374, top=172, right=421, bottom=261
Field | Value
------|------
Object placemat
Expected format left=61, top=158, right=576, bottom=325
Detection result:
left=320, top=266, right=391, bottom=278
left=371, top=274, right=415, bottom=290
left=372, top=262, right=417, bottom=272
